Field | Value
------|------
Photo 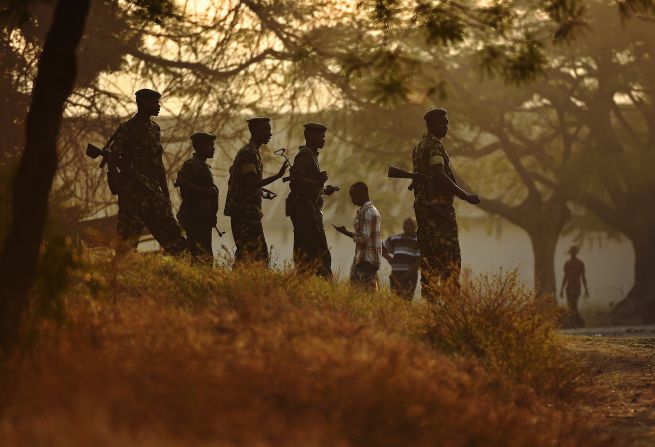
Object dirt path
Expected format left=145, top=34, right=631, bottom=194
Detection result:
left=566, top=335, right=655, bottom=446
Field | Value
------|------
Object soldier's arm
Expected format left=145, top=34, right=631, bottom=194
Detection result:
left=106, top=124, right=129, bottom=167
left=176, top=172, right=216, bottom=196
left=431, top=165, right=478, bottom=203
left=426, top=144, right=479, bottom=204
left=291, top=172, right=326, bottom=186
left=323, top=185, right=339, bottom=196
left=157, top=158, right=171, bottom=201
left=151, top=123, right=171, bottom=200
left=243, top=161, right=289, bottom=189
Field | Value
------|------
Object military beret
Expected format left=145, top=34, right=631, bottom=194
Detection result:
left=135, top=88, right=161, bottom=100
left=190, top=132, right=216, bottom=143
left=423, top=108, right=448, bottom=121
left=246, top=116, right=271, bottom=124
left=303, top=122, right=327, bottom=132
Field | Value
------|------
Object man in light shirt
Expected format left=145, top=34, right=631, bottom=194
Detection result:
left=334, top=182, right=382, bottom=291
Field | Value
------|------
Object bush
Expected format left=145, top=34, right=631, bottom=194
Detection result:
left=421, top=272, right=580, bottom=396
left=0, top=254, right=606, bottom=446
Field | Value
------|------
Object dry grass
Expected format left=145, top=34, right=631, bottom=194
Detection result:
left=422, top=273, right=581, bottom=396
left=0, top=253, right=610, bottom=446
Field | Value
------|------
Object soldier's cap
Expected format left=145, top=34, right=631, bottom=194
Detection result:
left=190, top=132, right=216, bottom=144
left=424, top=108, right=448, bottom=122
left=303, top=122, right=327, bottom=133
left=135, top=88, right=161, bottom=100
left=246, top=116, right=271, bottom=125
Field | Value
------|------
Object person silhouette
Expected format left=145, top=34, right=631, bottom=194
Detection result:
left=107, top=89, right=187, bottom=254
left=382, top=217, right=420, bottom=300
left=411, top=108, right=480, bottom=300
left=224, top=117, right=288, bottom=266
left=175, top=132, right=219, bottom=264
left=286, top=122, right=337, bottom=279
left=560, top=246, right=589, bottom=328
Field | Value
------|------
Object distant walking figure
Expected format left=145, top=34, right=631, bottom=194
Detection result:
left=560, top=246, right=589, bottom=328
left=334, top=182, right=382, bottom=291
left=382, top=217, right=420, bottom=300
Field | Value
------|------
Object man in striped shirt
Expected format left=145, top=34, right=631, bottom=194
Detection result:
left=382, top=217, right=420, bottom=300
left=333, top=182, right=382, bottom=291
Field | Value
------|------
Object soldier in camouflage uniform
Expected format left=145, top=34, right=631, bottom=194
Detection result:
left=224, top=117, right=289, bottom=266
left=175, top=132, right=219, bottom=263
left=107, top=89, right=187, bottom=254
left=412, top=108, right=480, bottom=299
left=286, top=123, right=338, bottom=279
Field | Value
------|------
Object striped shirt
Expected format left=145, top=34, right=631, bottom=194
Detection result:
left=352, top=201, right=382, bottom=269
left=383, top=233, right=420, bottom=272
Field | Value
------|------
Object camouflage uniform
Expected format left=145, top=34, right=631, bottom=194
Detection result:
left=109, top=115, right=187, bottom=254
left=175, top=153, right=218, bottom=262
left=224, top=142, right=268, bottom=265
left=412, top=133, right=461, bottom=298
left=286, top=146, right=332, bottom=278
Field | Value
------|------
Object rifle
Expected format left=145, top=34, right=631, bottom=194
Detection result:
left=275, top=147, right=294, bottom=183
left=87, top=142, right=166, bottom=197
left=86, top=143, right=122, bottom=195
left=387, top=166, right=430, bottom=191
left=85, top=143, right=110, bottom=167
left=388, top=166, right=465, bottom=217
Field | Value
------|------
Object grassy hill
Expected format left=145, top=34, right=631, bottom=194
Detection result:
left=0, top=250, right=612, bottom=446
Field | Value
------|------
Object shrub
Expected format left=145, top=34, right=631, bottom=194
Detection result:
left=421, top=272, right=581, bottom=396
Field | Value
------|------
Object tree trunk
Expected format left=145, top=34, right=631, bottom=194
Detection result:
left=529, top=230, right=560, bottom=298
left=612, top=233, right=655, bottom=324
left=0, top=0, right=91, bottom=353
left=482, top=194, right=570, bottom=299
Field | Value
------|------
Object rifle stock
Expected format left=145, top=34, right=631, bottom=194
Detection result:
left=387, top=166, right=415, bottom=179
left=86, top=143, right=110, bottom=168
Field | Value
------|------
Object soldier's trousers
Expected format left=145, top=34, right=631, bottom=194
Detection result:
left=415, top=203, right=461, bottom=300
left=231, top=216, right=268, bottom=266
left=290, top=212, right=332, bottom=279
left=181, top=219, right=213, bottom=263
left=117, top=192, right=187, bottom=255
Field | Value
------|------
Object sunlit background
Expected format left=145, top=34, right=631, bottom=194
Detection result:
left=2, top=0, right=654, bottom=321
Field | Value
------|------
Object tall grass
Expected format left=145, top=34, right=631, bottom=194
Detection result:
left=0, top=253, right=608, bottom=446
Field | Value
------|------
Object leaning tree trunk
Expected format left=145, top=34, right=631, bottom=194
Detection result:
left=0, top=0, right=91, bottom=352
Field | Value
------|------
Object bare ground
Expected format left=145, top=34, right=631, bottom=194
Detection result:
left=566, top=334, right=655, bottom=447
